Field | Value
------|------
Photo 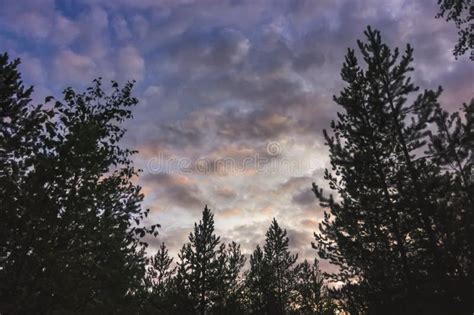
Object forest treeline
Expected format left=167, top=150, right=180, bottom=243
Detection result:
left=142, top=206, right=336, bottom=314
left=1, top=23, right=473, bottom=315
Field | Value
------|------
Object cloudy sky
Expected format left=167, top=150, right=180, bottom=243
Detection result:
left=1, top=0, right=472, bottom=269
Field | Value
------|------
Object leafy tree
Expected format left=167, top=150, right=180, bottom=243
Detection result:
left=175, top=205, right=222, bottom=315
left=0, top=53, right=158, bottom=313
left=312, top=27, right=471, bottom=314
left=0, top=53, right=53, bottom=313
left=436, top=0, right=473, bottom=59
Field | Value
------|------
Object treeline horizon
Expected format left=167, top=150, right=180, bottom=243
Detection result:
left=141, top=205, right=336, bottom=314
left=1, top=9, right=473, bottom=315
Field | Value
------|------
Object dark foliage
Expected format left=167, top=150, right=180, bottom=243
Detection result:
left=312, top=27, right=473, bottom=314
left=1, top=19, right=471, bottom=314
left=436, top=0, right=473, bottom=59
left=160, top=206, right=248, bottom=315
left=141, top=242, right=176, bottom=313
left=292, top=259, right=337, bottom=315
left=244, top=219, right=335, bottom=315
left=0, top=53, right=158, bottom=313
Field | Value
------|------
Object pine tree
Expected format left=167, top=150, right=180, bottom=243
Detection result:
left=0, top=53, right=158, bottom=313
left=144, top=242, right=176, bottom=312
left=176, top=205, right=222, bottom=315
left=244, top=219, right=298, bottom=314
left=244, top=245, right=268, bottom=314
left=167, top=252, right=195, bottom=314
left=263, top=219, right=298, bottom=315
left=293, top=259, right=336, bottom=315
left=212, top=241, right=246, bottom=314
left=148, top=242, right=175, bottom=290
left=425, top=99, right=474, bottom=311
left=312, top=27, right=469, bottom=313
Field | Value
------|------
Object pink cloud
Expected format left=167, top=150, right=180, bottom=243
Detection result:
left=116, top=46, right=145, bottom=82
left=53, top=50, right=97, bottom=83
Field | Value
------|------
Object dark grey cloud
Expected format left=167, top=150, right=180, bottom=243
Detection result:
left=144, top=226, right=192, bottom=256
left=214, top=186, right=237, bottom=200
left=287, top=227, right=313, bottom=253
left=142, top=173, right=204, bottom=210
left=278, top=176, right=314, bottom=193
left=292, top=188, right=316, bottom=206
left=167, top=28, right=249, bottom=69
left=161, top=120, right=207, bottom=147
left=215, top=108, right=298, bottom=142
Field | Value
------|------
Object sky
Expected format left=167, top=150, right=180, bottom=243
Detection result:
left=1, top=0, right=472, bottom=270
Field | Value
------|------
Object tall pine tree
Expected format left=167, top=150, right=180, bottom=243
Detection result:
left=293, top=259, right=336, bottom=315
left=245, top=219, right=298, bottom=315
left=175, top=205, right=222, bottom=315
left=143, top=242, right=176, bottom=313
left=312, top=27, right=471, bottom=314
left=212, top=241, right=246, bottom=314
left=425, top=99, right=474, bottom=311
left=244, top=245, right=268, bottom=314
left=263, top=219, right=298, bottom=315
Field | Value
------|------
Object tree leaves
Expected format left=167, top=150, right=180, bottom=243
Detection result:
left=0, top=54, right=155, bottom=313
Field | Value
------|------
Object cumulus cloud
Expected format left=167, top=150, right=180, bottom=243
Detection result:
left=142, top=173, right=204, bottom=210
left=292, top=188, right=316, bottom=206
left=19, top=55, right=45, bottom=84
left=301, top=218, right=318, bottom=229
left=53, top=15, right=81, bottom=46
left=167, top=28, right=250, bottom=70
left=112, top=16, right=133, bottom=42
left=116, top=45, right=145, bottom=82
left=215, top=108, right=298, bottom=141
left=2, top=0, right=471, bottom=272
left=214, top=186, right=237, bottom=200
left=53, top=50, right=97, bottom=83
left=15, top=12, right=53, bottom=39
left=219, top=207, right=242, bottom=218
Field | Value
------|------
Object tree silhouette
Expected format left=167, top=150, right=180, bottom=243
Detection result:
left=0, top=53, right=158, bottom=313
left=244, top=219, right=298, bottom=314
left=167, top=255, right=195, bottom=314
left=293, top=259, right=336, bottom=315
left=0, top=53, right=53, bottom=313
left=175, top=205, right=222, bottom=315
left=263, top=219, right=298, bottom=315
left=143, top=242, right=176, bottom=313
left=244, top=245, right=268, bottom=314
left=212, top=241, right=246, bottom=314
left=312, top=27, right=472, bottom=314
left=1, top=17, right=471, bottom=313
left=425, top=98, right=474, bottom=311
